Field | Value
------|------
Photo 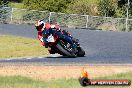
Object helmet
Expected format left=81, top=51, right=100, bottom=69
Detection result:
left=35, top=20, right=45, bottom=31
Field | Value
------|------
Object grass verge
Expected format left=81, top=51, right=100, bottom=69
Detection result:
left=0, top=35, right=49, bottom=58
left=0, top=72, right=131, bottom=88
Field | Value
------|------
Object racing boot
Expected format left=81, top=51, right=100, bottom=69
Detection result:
left=72, top=38, right=79, bottom=43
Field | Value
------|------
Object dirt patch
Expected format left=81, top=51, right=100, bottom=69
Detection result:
left=0, top=65, right=132, bottom=80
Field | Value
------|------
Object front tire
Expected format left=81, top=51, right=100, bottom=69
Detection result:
left=56, top=43, right=76, bottom=58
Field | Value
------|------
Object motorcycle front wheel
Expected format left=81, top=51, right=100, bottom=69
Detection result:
left=56, top=42, right=76, bottom=58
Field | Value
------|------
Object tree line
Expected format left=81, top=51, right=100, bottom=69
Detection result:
left=1, top=0, right=132, bottom=18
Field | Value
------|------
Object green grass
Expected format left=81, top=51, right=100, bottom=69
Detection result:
left=0, top=35, right=49, bottom=58
left=0, top=72, right=131, bottom=88
left=0, top=76, right=46, bottom=88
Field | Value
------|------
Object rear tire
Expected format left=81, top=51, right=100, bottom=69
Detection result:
left=56, top=43, right=76, bottom=58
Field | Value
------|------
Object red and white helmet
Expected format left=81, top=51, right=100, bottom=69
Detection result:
left=35, top=20, right=45, bottom=31
left=35, top=20, right=45, bottom=26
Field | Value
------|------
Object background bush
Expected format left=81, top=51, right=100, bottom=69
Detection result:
left=1, top=0, right=132, bottom=18
left=23, top=0, right=73, bottom=13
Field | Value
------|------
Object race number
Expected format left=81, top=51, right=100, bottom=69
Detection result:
left=46, top=34, right=54, bottom=42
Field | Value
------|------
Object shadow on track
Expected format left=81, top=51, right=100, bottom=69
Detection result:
left=46, top=55, right=73, bottom=58
left=45, top=54, right=86, bottom=58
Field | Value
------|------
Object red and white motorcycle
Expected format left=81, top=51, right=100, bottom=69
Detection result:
left=45, top=30, right=85, bottom=57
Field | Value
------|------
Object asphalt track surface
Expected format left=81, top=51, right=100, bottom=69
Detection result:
left=0, top=24, right=132, bottom=65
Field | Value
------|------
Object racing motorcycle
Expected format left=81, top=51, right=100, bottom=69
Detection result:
left=44, top=29, right=85, bottom=57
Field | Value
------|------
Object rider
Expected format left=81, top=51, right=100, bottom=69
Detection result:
left=35, top=20, right=78, bottom=52
left=35, top=20, right=45, bottom=46
left=35, top=20, right=60, bottom=47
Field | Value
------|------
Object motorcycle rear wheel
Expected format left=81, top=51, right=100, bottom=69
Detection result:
left=77, top=47, right=85, bottom=57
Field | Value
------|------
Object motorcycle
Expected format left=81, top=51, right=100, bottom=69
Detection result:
left=44, top=29, right=85, bottom=57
